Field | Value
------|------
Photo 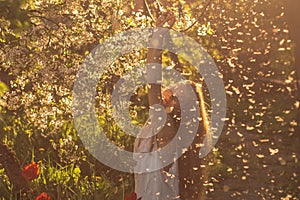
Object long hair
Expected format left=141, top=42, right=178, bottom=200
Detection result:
left=161, top=80, right=211, bottom=200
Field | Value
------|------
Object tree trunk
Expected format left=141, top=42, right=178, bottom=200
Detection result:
left=133, top=0, right=144, bottom=12
left=0, top=143, right=30, bottom=193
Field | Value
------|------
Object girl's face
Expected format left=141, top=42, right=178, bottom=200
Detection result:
left=162, top=89, right=173, bottom=105
left=162, top=89, right=178, bottom=113
left=162, top=83, right=198, bottom=113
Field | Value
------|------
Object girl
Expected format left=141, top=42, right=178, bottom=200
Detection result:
left=134, top=11, right=210, bottom=200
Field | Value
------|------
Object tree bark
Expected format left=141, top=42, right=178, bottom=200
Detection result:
left=133, top=0, right=144, bottom=12
left=0, top=143, right=30, bottom=193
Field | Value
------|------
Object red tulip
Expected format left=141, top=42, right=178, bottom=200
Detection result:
left=36, top=192, right=50, bottom=200
left=125, top=192, right=141, bottom=200
left=22, top=162, right=40, bottom=181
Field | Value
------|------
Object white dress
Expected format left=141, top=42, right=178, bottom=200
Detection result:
left=134, top=116, right=181, bottom=200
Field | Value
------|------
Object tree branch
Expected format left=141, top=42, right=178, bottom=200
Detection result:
left=180, top=0, right=213, bottom=32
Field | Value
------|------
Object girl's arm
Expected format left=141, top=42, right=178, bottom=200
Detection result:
left=146, top=11, right=175, bottom=107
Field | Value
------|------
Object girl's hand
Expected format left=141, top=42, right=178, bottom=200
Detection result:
left=155, top=11, right=176, bottom=28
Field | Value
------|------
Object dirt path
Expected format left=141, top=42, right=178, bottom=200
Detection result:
left=206, top=124, right=300, bottom=200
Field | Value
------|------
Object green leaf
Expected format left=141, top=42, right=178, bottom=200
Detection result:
left=0, top=81, right=8, bottom=97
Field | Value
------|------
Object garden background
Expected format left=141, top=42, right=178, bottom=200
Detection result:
left=0, top=0, right=300, bottom=199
